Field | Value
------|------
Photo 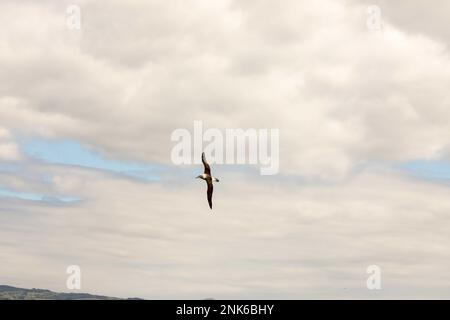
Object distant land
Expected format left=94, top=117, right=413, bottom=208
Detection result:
left=0, top=285, right=142, bottom=300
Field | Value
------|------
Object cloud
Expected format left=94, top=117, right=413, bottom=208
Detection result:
left=0, top=127, right=21, bottom=161
left=1, top=164, right=450, bottom=298
left=353, top=0, right=450, bottom=47
left=0, top=0, right=450, bottom=179
left=0, top=0, right=450, bottom=299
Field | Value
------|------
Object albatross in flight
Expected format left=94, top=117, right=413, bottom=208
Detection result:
left=196, top=152, right=219, bottom=209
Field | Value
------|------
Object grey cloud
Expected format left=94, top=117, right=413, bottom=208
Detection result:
left=1, top=163, right=450, bottom=298
left=354, top=0, right=450, bottom=48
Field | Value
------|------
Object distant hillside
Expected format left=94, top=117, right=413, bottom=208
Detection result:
left=0, top=285, right=141, bottom=300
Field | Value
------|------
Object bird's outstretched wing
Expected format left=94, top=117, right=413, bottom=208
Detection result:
left=202, top=152, right=211, bottom=175
left=206, top=180, right=213, bottom=209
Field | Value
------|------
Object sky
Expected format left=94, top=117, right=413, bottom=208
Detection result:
left=1, top=0, right=450, bottom=299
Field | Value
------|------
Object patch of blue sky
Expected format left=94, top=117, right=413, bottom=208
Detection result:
left=397, top=160, right=450, bottom=181
left=0, top=162, right=23, bottom=173
left=0, top=187, right=80, bottom=204
left=22, top=137, right=161, bottom=182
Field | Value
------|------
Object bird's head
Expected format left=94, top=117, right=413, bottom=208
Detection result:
left=195, top=175, right=202, bottom=179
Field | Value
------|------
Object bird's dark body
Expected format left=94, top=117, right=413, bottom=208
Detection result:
left=198, top=152, right=218, bottom=210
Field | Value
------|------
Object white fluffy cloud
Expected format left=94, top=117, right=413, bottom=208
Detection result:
left=1, top=0, right=450, bottom=179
